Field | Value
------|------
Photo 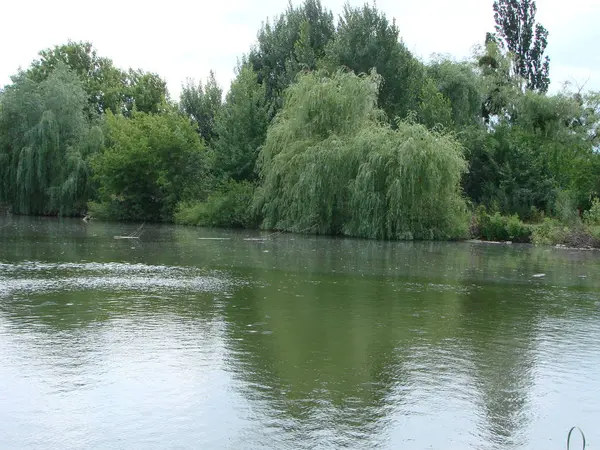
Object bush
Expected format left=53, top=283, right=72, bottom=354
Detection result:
left=90, top=111, right=208, bottom=222
left=531, top=218, right=567, bottom=246
left=583, top=197, right=600, bottom=225
left=175, top=180, right=257, bottom=228
left=531, top=218, right=600, bottom=248
left=473, top=206, right=532, bottom=242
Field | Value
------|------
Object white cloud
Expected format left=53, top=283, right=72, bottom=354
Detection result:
left=1, top=0, right=598, bottom=98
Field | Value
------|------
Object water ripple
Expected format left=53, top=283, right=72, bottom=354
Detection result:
left=0, top=261, right=232, bottom=298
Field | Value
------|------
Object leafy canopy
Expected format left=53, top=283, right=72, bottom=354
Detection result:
left=256, top=70, right=468, bottom=240
left=490, top=0, right=550, bottom=92
left=213, top=65, right=268, bottom=182
left=91, top=111, right=208, bottom=221
left=324, top=3, right=424, bottom=122
left=179, top=71, right=223, bottom=145
left=0, top=64, right=103, bottom=215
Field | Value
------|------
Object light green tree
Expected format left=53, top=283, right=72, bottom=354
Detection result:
left=0, top=65, right=103, bottom=215
left=256, top=70, right=468, bottom=240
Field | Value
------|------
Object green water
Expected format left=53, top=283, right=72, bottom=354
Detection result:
left=1, top=216, right=599, bottom=449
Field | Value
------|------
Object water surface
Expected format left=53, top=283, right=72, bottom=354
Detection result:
left=1, top=216, right=599, bottom=449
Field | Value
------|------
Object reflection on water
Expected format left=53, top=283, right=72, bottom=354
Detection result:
left=0, top=216, right=599, bottom=449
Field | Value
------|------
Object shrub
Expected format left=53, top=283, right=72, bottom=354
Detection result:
left=583, top=197, right=600, bottom=225
left=505, top=214, right=533, bottom=242
left=531, top=218, right=567, bottom=246
left=175, top=180, right=257, bottom=228
left=473, top=206, right=532, bottom=242
left=90, top=111, right=208, bottom=222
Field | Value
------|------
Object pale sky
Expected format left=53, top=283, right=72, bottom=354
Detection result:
left=2, top=0, right=599, bottom=98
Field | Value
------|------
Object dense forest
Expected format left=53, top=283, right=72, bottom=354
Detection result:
left=1, top=0, right=599, bottom=245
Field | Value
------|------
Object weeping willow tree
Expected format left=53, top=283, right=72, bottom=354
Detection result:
left=0, top=64, right=103, bottom=215
left=255, top=70, right=469, bottom=240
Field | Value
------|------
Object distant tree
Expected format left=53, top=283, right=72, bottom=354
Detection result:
left=324, top=3, right=424, bottom=122
left=28, top=41, right=169, bottom=117
left=418, top=78, right=454, bottom=130
left=28, top=40, right=126, bottom=116
left=213, top=65, right=268, bottom=181
left=179, top=71, right=223, bottom=145
left=123, top=69, right=168, bottom=115
left=490, top=0, right=550, bottom=93
left=425, top=58, right=483, bottom=128
left=475, top=41, right=522, bottom=121
left=248, top=0, right=335, bottom=116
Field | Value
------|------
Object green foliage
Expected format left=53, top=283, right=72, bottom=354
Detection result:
left=256, top=70, right=469, bottom=240
left=491, top=0, right=550, bottom=92
left=529, top=218, right=600, bottom=248
left=179, top=71, right=222, bottom=145
left=213, top=66, right=268, bottom=181
left=463, top=122, right=556, bottom=219
left=473, top=206, right=532, bottom=242
left=123, top=69, right=169, bottom=115
left=476, top=42, right=522, bottom=122
left=90, top=111, right=207, bottom=222
left=552, top=190, right=579, bottom=225
left=0, top=65, right=103, bottom=215
left=249, top=0, right=335, bottom=116
left=463, top=87, right=599, bottom=219
left=418, top=78, right=454, bottom=130
left=175, top=180, right=256, bottom=228
left=583, top=198, right=600, bottom=225
left=426, top=58, right=483, bottom=128
left=26, top=41, right=169, bottom=117
left=531, top=218, right=568, bottom=246
left=1, top=2, right=597, bottom=244
left=324, top=3, right=424, bottom=122
left=590, top=226, right=600, bottom=241
left=27, top=40, right=125, bottom=116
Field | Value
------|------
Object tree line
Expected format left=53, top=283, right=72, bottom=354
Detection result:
left=1, top=0, right=599, bottom=242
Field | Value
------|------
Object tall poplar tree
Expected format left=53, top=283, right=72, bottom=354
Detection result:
left=491, top=0, right=550, bottom=93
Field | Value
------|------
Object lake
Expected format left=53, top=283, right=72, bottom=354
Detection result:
left=1, top=216, right=599, bottom=449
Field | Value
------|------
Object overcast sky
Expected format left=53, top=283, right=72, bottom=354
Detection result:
left=2, top=0, right=598, bottom=98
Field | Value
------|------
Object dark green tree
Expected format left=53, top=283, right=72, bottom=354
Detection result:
left=324, top=3, right=424, bottom=122
left=179, top=71, right=223, bottom=145
left=213, top=65, right=268, bottom=181
left=248, top=0, right=335, bottom=116
left=491, top=0, right=550, bottom=93
left=463, top=91, right=599, bottom=217
left=90, top=111, right=208, bottom=221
